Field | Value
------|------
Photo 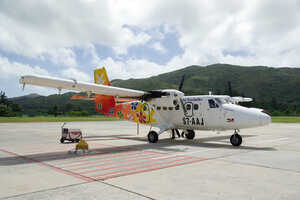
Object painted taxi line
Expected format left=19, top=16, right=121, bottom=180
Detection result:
left=0, top=142, right=207, bottom=181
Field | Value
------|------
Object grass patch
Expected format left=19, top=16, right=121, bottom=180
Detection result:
left=0, top=115, right=119, bottom=123
left=272, top=116, right=300, bottom=123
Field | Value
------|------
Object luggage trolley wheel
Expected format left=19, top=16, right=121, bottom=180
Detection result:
left=60, top=137, right=65, bottom=143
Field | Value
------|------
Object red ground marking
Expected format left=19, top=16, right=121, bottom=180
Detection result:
left=85, top=138, right=124, bottom=141
left=80, top=155, right=192, bottom=175
left=92, top=157, right=207, bottom=179
left=65, top=152, right=162, bottom=170
left=0, top=149, right=95, bottom=182
left=0, top=139, right=208, bottom=181
left=55, top=150, right=155, bottom=167
left=97, top=159, right=206, bottom=180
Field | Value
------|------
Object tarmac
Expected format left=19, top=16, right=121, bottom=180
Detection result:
left=0, top=121, right=300, bottom=200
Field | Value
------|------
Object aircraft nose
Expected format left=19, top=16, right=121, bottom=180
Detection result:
left=260, top=110, right=271, bottom=125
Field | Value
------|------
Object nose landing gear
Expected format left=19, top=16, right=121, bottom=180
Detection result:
left=230, top=130, right=242, bottom=146
left=185, top=130, right=195, bottom=140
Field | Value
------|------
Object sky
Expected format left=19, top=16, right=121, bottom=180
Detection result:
left=0, top=0, right=300, bottom=97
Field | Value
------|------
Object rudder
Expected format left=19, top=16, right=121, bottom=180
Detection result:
left=94, top=67, right=115, bottom=116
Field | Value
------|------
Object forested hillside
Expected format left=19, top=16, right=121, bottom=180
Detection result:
left=6, top=64, right=300, bottom=116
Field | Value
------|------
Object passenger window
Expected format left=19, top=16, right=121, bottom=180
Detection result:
left=168, top=107, right=173, bottom=111
left=186, top=104, right=191, bottom=110
left=163, top=106, right=167, bottom=111
left=194, top=104, right=199, bottom=110
left=157, top=106, right=161, bottom=110
left=208, top=99, right=219, bottom=108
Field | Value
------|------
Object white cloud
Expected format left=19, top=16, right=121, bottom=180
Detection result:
left=0, top=56, right=57, bottom=97
left=46, top=48, right=77, bottom=67
left=111, top=0, right=300, bottom=68
left=0, top=56, right=49, bottom=79
left=151, top=42, right=167, bottom=54
left=2, top=0, right=300, bottom=70
left=94, top=57, right=176, bottom=80
left=0, top=1, right=151, bottom=60
left=61, top=68, right=92, bottom=82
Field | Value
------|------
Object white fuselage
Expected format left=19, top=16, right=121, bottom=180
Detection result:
left=148, top=90, right=271, bottom=131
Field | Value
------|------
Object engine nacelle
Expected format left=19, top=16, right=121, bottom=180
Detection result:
left=149, top=89, right=184, bottom=107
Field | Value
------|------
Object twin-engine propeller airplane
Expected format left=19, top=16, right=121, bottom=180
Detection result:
left=19, top=67, right=271, bottom=146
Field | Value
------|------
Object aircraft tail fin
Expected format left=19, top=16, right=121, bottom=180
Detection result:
left=94, top=67, right=115, bottom=116
left=94, top=67, right=110, bottom=85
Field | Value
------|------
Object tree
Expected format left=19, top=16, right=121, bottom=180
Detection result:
left=0, top=104, right=10, bottom=116
left=0, top=91, right=8, bottom=106
left=48, top=105, right=60, bottom=117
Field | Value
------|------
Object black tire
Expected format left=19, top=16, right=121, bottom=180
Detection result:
left=148, top=131, right=158, bottom=143
left=60, top=137, right=65, bottom=143
left=185, top=130, right=195, bottom=140
left=230, top=134, right=242, bottom=146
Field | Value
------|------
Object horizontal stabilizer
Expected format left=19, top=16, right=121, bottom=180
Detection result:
left=71, top=94, right=95, bottom=101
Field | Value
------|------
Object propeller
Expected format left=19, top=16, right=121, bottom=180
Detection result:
left=178, top=75, right=185, bottom=92
left=227, top=81, right=232, bottom=96
left=140, top=90, right=170, bottom=101
left=178, top=74, right=187, bottom=115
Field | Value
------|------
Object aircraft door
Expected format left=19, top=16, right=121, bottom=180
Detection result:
left=184, top=102, right=193, bottom=117
left=203, top=99, right=221, bottom=128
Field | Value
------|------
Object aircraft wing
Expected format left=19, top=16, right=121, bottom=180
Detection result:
left=19, top=75, right=147, bottom=98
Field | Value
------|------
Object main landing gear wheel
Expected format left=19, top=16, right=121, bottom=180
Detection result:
left=185, top=130, right=195, bottom=140
left=230, top=133, right=242, bottom=146
left=148, top=131, right=158, bottom=143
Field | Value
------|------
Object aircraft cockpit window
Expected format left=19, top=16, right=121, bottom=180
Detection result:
left=208, top=99, right=219, bottom=108
left=175, top=105, right=180, bottom=110
left=194, top=104, right=199, bottom=110
left=168, top=107, right=173, bottom=111
left=163, top=106, right=167, bottom=111
left=157, top=106, right=161, bottom=110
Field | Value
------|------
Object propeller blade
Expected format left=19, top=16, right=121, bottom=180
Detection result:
left=179, top=97, right=187, bottom=116
left=227, top=81, right=232, bottom=96
left=178, top=75, right=185, bottom=92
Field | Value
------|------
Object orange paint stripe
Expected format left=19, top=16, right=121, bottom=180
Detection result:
left=91, top=156, right=199, bottom=178
left=66, top=152, right=162, bottom=171
left=0, top=149, right=95, bottom=182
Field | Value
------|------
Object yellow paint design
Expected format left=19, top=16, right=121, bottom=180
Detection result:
left=115, top=102, right=156, bottom=124
left=94, top=67, right=110, bottom=85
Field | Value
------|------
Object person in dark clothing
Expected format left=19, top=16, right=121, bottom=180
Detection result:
left=171, top=129, right=181, bottom=139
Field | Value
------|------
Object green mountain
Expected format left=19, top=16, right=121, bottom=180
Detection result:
left=10, top=92, right=97, bottom=116
left=9, top=64, right=300, bottom=116
left=111, top=64, right=300, bottom=114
